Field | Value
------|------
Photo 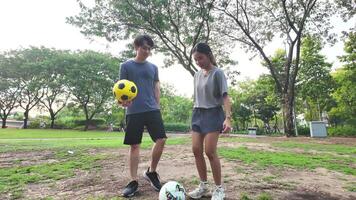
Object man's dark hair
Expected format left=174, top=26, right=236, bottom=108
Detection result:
left=134, top=34, right=154, bottom=48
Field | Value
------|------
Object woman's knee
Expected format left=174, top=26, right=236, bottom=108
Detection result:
left=205, top=149, right=217, bottom=160
left=192, top=146, right=204, bottom=156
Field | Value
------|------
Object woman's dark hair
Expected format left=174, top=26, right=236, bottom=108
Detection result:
left=134, top=34, right=154, bottom=48
left=192, top=42, right=217, bottom=66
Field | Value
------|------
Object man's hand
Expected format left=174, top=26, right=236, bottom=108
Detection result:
left=117, top=100, right=132, bottom=107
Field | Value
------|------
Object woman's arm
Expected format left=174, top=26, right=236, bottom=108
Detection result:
left=222, top=94, right=232, bottom=133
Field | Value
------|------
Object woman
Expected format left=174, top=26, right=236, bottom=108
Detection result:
left=188, top=42, right=232, bottom=200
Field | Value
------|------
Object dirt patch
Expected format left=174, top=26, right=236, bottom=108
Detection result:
left=2, top=135, right=355, bottom=200
left=0, top=150, right=55, bottom=168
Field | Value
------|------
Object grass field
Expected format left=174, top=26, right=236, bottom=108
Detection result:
left=0, top=129, right=355, bottom=200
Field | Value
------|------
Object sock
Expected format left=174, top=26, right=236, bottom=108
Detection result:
left=200, top=180, right=208, bottom=185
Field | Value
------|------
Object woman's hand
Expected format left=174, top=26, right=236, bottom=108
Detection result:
left=222, top=117, right=232, bottom=133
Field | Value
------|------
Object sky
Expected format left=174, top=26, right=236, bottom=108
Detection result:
left=0, top=0, right=354, bottom=97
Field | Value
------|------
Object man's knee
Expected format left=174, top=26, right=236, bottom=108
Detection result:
left=155, top=138, right=166, bottom=145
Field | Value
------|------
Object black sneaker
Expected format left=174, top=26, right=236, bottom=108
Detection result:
left=143, top=168, right=162, bottom=191
left=122, top=180, right=138, bottom=197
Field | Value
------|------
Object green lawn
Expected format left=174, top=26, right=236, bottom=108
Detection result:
left=1, top=129, right=355, bottom=199
left=0, top=129, right=190, bottom=199
left=0, top=129, right=124, bottom=139
left=0, top=129, right=190, bottom=152
left=272, top=141, right=356, bottom=154
left=219, top=146, right=356, bottom=175
left=0, top=152, right=106, bottom=199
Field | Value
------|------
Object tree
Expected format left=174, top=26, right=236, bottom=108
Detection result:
left=297, top=35, right=334, bottom=121
left=39, top=50, right=71, bottom=128
left=160, top=83, right=193, bottom=123
left=3, top=48, right=49, bottom=128
left=229, top=88, right=252, bottom=130
left=64, top=50, right=119, bottom=131
left=0, top=78, right=21, bottom=128
left=254, top=75, right=280, bottom=133
left=67, top=0, right=237, bottom=78
left=338, top=32, right=356, bottom=72
left=335, top=0, right=356, bottom=21
left=331, top=69, right=356, bottom=125
left=0, top=53, right=21, bottom=128
left=330, top=32, right=356, bottom=126
left=215, top=0, right=337, bottom=136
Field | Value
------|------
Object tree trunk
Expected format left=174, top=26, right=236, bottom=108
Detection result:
left=50, top=117, right=55, bottom=129
left=50, top=111, right=55, bottom=129
left=274, top=115, right=279, bottom=133
left=282, top=94, right=295, bottom=137
left=317, top=100, right=322, bottom=121
left=23, top=110, right=29, bottom=129
left=84, top=122, right=89, bottom=131
left=2, top=117, right=7, bottom=128
left=253, top=110, right=257, bottom=127
left=84, top=117, right=90, bottom=131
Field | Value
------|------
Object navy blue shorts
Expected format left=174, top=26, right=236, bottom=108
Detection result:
left=124, top=110, right=166, bottom=145
left=191, top=106, right=225, bottom=134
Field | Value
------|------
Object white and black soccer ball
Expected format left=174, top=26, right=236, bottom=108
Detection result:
left=159, top=181, right=186, bottom=200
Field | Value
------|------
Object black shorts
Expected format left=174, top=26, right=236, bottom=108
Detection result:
left=124, top=110, right=166, bottom=145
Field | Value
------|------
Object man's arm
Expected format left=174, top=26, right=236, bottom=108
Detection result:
left=154, top=81, right=160, bottom=106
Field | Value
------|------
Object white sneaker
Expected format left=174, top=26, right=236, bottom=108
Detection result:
left=188, top=182, right=210, bottom=199
left=211, top=186, right=225, bottom=200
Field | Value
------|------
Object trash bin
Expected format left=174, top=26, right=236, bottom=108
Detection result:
left=248, top=127, right=257, bottom=136
left=309, top=121, right=327, bottom=138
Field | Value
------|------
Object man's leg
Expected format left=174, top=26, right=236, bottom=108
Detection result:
left=122, top=113, right=144, bottom=197
left=122, top=144, right=140, bottom=197
left=150, top=138, right=166, bottom=171
left=129, top=144, right=140, bottom=180
left=143, top=111, right=167, bottom=191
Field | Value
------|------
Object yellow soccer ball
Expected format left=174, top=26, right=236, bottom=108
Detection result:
left=113, top=79, right=138, bottom=102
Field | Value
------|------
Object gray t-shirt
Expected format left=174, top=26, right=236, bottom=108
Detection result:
left=193, top=67, right=228, bottom=108
left=119, top=59, right=160, bottom=115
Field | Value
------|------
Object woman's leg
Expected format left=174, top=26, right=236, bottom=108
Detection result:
left=191, top=131, right=207, bottom=181
left=204, top=132, right=221, bottom=185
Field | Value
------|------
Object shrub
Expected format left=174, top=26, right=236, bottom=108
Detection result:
left=297, top=125, right=310, bottom=136
left=231, top=130, right=248, bottom=134
left=73, top=118, right=106, bottom=126
left=164, top=123, right=190, bottom=132
left=328, top=126, right=356, bottom=137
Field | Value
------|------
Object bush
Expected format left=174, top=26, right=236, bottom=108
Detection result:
left=256, top=127, right=264, bottom=135
left=328, top=126, right=356, bottom=137
left=164, top=123, right=190, bottom=132
left=27, top=116, right=50, bottom=129
left=231, top=130, right=248, bottom=134
left=54, top=117, right=106, bottom=129
left=27, top=119, right=41, bottom=129
left=56, top=116, right=79, bottom=129
left=297, top=125, right=310, bottom=136
left=73, top=118, right=106, bottom=126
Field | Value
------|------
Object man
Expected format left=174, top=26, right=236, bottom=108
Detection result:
left=119, top=34, right=167, bottom=198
